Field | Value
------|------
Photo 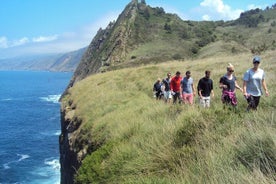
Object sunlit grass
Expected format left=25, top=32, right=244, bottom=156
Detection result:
left=62, top=51, right=276, bottom=183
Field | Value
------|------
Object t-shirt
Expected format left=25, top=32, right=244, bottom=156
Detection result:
left=162, top=78, right=171, bottom=91
left=219, top=75, right=237, bottom=92
left=197, top=77, right=213, bottom=97
left=181, top=77, right=193, bottom=94
left=170, top=76, right=182, bottom=92
left=153, top=82, right=162, bottom=92
left=243, top=68, right=265, bottom=96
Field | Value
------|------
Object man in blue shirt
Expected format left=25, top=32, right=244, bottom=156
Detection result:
left=181, top=71, right=196, bottom=104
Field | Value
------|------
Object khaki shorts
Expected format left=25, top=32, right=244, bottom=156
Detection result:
left=163, top=91, right=172, bottom=99
left=199, top=96, right=211, bottom=108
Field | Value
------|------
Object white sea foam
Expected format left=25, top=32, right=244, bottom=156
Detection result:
left=2, top=154, right=30, bottom=170
left=17, top=154, right=30, bottom=161
left=54, top=130, right=61, bottom=136
left=1, top=98, right=12, bottom=101
left=3, top=163, right=10, bottom=169
left=27, top=158, right=60, bottom=184
left=45, top=158, right=60, bottom=170
left=40, top=94, right=61, bottom=103
left=40, top=130, right=61, bottom=136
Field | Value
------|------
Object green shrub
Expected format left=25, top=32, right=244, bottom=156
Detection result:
left=235, top=135, right=276, bottom=176
left=75, top=142, right=114, bottom=184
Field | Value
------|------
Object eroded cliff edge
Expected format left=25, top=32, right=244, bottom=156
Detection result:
left=59, top=1, right=141, bottom=183
left=59, top=99, right=80, bottom=184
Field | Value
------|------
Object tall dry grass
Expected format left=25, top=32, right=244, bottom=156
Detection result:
left=63, top=51, right=276, bottom=184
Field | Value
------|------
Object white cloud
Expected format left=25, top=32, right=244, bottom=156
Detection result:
left=200, top=0, right=228, bottom=13
left=0, top=37, right=8, bottom=48
left=0, top=10, right=132, bottom=58
left=11, top=37, right=29, bottom=47
left=32, top=35, right=58, bottom=42
left=199, top=0, right=243, bottom=20
left=0, top=36, right=29, bottom=48
left=248, top=2, right=272, bottom=10
left=202, top=15, right=211, bottom=21
left=0, top=15, right=113, bottom=58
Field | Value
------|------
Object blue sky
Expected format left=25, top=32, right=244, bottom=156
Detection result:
left=0, top=0, right=274, bottom=59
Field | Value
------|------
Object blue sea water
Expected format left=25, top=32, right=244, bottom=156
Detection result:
left=0, top=71, right=72, bottom=184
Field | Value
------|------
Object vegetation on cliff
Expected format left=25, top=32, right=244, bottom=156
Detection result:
left=61, top=51, right=276, bottom=183
left=60, top=1, right=276, bottom=183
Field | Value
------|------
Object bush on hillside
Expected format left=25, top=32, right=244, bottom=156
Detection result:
left=174, top=117, right=206, bottom=148
left=235, top=135, right=276, bottom=176
left=75, top=142, right=115, bottom=184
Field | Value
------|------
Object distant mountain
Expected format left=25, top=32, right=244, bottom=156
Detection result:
left=0, top=47, right=87, bottom=72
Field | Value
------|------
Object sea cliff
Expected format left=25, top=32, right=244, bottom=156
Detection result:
left=58, top=0, right=276, bottom=182
left=59, top=101, right=79, bottom=184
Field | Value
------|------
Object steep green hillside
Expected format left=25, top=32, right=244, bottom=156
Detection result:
left=61, top=51, right=276, bottom=183
left=68, top=1, right=276, bottom=89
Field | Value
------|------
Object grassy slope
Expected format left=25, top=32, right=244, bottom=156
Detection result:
left=63, top=51, right=276, bottom=183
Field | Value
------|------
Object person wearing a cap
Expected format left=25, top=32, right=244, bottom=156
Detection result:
left=243, top=56, right=269, bottom=111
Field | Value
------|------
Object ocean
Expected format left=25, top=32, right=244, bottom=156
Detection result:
left=0, top=71, right=72, bottom=184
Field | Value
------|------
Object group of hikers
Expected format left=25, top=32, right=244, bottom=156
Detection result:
left=153, top=56, right=269, bottom=111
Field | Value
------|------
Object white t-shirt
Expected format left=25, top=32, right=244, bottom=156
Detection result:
left=243, top=68, right=265, bottom=96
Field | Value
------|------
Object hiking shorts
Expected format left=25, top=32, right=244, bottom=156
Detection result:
left=182, top=93, right=194, bottom=104
left=164, top=91, right=172, bottom=99
left=199, top=96, right=211, bottom=108
left=246, top=95, right=260, bottom=110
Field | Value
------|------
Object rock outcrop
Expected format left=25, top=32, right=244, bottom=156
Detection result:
left=59, top=99, right=83, bottom=184
left=66, top=0, right=139, bottom=89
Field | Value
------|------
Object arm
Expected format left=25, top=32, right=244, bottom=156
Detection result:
left=243, top=80, right=248, bottom=96
left=235, top=81, right=243, bottom=92
left=211, top=80, right=214, bottom=98
left=170, top=78, right=173, bottom=91
left=197, top=80, right=202, bottom=99
left=219, top=77, right=227, bottom=89
left=211, top=90, right=214, bottom=98
left=262, top=79, right=269, bottom=96
left=192, top=84, right=196, bottom=96
left=198, top=90, right=203, bottom=99
left=219, top=82, right=227, bottom=89
left=243, top=71, right=249, bottom=96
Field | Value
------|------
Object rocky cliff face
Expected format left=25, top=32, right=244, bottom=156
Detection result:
left=59, top=101, right=79, bottom=184
left=66, top=0, right=139, bottom=89
left=59, top=2, right=141, bottom=182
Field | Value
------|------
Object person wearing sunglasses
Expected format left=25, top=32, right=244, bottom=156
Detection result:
left=243, top=56, right=269, bottom=111
left=219, top=63, right=243, bottom=107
